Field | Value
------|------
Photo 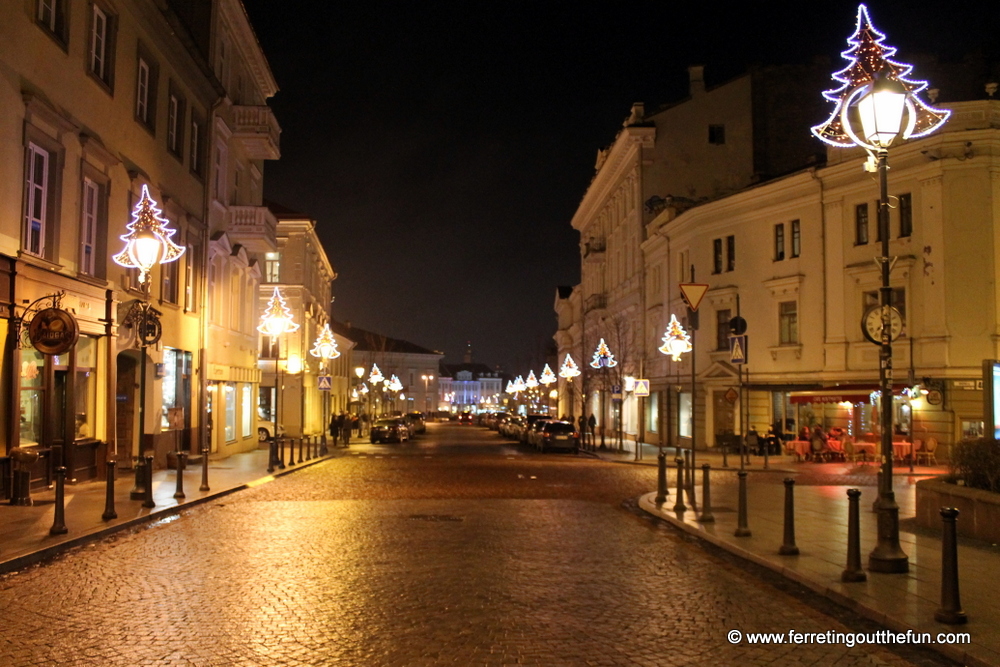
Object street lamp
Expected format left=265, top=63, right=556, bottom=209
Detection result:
left=113, top=185, right=185, bottom=489
left=421, top=374, right=434, bottom=416
left=310, top=323, right=340, bottom=454
left=813, top=4, right=949, bottom=574
left=258, top=287, right=299, bottom=467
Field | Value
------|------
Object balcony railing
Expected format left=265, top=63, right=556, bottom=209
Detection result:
left=232, top=105, right=281, bottom=160
left=228, top=206, right=277, bottom=253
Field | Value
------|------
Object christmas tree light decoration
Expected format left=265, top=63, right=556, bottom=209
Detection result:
left=590, top=338, right=618, bottom=369
left=559, top=354, right=581, bottom=379
left=309, top=323, right=341, bottom=360
left=658, top=314, right=692, bottom=361
left=506, top=380, right=515, bottom=394
left=539, top=364, right=557, bottom=385
left=389, top=375, right=403, bottom=392
left=369, top=364, right=384, bottom=385
left=113, top=184, right=185, bottom=284
left=525, top=371, right=538, bottom=388
left=811, top=4, right=949, bottom=150
left=513, top=375, right=526, bottom=393
left=257, top=287, right=299, bottom=337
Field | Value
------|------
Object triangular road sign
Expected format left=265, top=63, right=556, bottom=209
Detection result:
left=318, top=375, right=332, bottom=391
left=729, top=335, right=747, bottom=365
left=679, top=283, right=710, bottom=312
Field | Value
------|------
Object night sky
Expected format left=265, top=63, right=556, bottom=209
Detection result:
left=239, top=0, right=997, bottom=373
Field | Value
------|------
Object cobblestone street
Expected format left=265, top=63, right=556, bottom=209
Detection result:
left=0, top=424, right=957, bottom=666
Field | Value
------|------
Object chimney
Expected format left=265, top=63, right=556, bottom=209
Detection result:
left=688, top=65, right=705, bottom=97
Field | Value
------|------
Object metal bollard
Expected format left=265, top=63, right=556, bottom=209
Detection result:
left=102, top=460, right=117, bottom=521
left=735, top=470, right=752, bottom=537
left=49, top=467, right=68, bottom=535
left=298, top=437, right=304, bottom=464
left=267, top=439, right=276, bottom=474
left=320, top=433, right=328, bottom=456
left=173, top=451, right=187, bottom=500
left=306, top=436, right=312, bottom=461
left=934, top=507, right=967, bottom=624
left=683, top=450, right=692, bottom=492
left=842, top=488, right=867, bottom=582
left=763, top=438, right=770, bottom=470
left=654, top=451, right=668, bottom=504
left=200, top=446, right=210, bottom=492
left=130, top=458, right=146, bottom=500
left=278, top=437, right=286, bottom=469
left=142, top=454, right=155, bottom=509
left=672, top=458, right=687, bottom=513
left=698, top=463, right=715, bottom=523
left=779, top=478, right=798, bottom=555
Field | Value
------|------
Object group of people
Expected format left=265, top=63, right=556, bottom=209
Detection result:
left=328, top=412, right=364, bottom=446
left=746, top=421, right=788, bottom=456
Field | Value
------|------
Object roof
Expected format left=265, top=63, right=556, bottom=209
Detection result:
left=328, top=321, right=440, bottom=356
left=440, top=363, right=500, bottom=379
left=265, top=199, right=311, bottom=219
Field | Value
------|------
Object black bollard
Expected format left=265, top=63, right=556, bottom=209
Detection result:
left=654, top=451, right=668, bottom=504
left=683, top=450, right=693, bottom=492
left=49, top=467, right=68, bottom=535
left=779, top=478, right=799, bottom=555
left=735, top=470, right=752, bottom=537
left=698, top=463, right=715, bottom=523
left=267, top=439, right=276, bottom=474
left=200, top=446, right=210, bottom=492
left=298, top=437, right=304, bottom=464
left=842, top=488, right=867, bottom=582
left=672, top=458, right=686, bottom=513
left=320, top=433, right=328, bottom=456
left=102, top=460, right=117, bottom=521
left=278, top=437, right=286, bottom=469
left=306, top=436, right=312, bottom=461
left=934, top=507, right=967, bottom=624
left=173, top=451, right=187, bottom=500
left=142, top=454, right=155, bottom=509
left=763, top=438, right=770, bottom=470
left=130, top=457, right=146, bottom=500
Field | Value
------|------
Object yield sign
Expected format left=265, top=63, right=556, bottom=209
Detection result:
left=679, top=283, right=710, bottom=312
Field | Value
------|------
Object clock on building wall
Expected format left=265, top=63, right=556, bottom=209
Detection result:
left=861, top=305, right=903, bottom=345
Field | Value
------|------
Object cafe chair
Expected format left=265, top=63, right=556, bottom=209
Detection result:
left=916, top=437, right=938, bottom=465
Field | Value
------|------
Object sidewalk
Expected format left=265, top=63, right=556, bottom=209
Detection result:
left=0, top=443, right=338, bottom=575
left=590, top=441, right=999, bottom=667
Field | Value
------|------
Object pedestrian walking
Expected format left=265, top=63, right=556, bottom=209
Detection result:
left=588, top=413, right=597, bottom=447
left=341, top=413, right=352, bottom=446
left=352, top=414, right=360, bottom=437
left=578, top=415, right=587, bottom=446
left=330, top=413, right=341, bottom=447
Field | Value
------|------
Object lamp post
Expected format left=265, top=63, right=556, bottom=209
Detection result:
left=113, top=185, right=185, bottom=481
left=813, top=5, right=949, bottom=574
left=258, top=287, right=299, bottom=464
left=310, top=323, right=340, bottom=455
left=354, top=366, right=366, bottom=432
left=421, top=374, right=434, bottom=416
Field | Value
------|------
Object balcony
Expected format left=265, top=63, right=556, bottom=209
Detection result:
left=583, top=237, right=606, bottom=262
left=232, top=105, right=281, bottom=160
left=585, top=293, right=607, bottom=313
left=228, top=206, right=277, bottom=253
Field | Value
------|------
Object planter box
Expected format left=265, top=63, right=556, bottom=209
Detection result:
left=916, top=477, right=1000, bottom=543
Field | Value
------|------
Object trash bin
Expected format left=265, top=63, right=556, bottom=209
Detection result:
left=9, top=447, right=39, bottom=506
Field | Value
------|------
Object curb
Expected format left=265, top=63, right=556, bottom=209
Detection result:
left=0, top=452, right=337, bottom=577
left=637, top=492, right=993, bottom=667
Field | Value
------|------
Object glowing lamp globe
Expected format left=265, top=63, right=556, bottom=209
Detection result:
left=128, top=229, right=164, bottom=277
left=855, top=73, right=907, bottom=148
left=310, top=324, right=340, bottom=360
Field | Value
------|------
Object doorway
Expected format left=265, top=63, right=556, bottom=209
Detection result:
left=115, top=352, right=138, bottom=462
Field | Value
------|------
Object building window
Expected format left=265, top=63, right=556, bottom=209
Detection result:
left=712, top=239, right=722, bottom=274
left=790, top=219, right=801, bottom=258
left=20, top=348, right=46, bottom=446
left=265, top=252, right=280, bottom=283
left=213, top=143, right=227, bottom=203
left=224, top=382, right=237, bottom=442
left=261, top=335, right=278, bottom=359
left=88, top=3, right=115, bottom=89
left=80, top=177, right=99, bottom=275
left=75, top=336, right=98, bottom=439
left=24, top=142, right=49, bottom=258
left=774, top=223, right=785, bottom=261
left=855, top=203, right=869, bottom=245
left=184, top=244, right=198, bottom=312
left=160, top=348, right=192, bottom=431
left=678, top=392, right=692, bottom=438
left=37, top=0, right=68, bottom=46
left=898, top=193, right=912, bottom=238
left=162, top=256, right=179, bottom=304
left=167, top=87, right=185, bottom=158
left=716, top=309, right=731, bottom=351
left=779, top=301, right=798, bottom=344
left=708, top=124, right=726, bottom=145
left=190, top=115, right=204, bottom=177
left=726, top=235, right=735, bottom=272
left=242, top=383, right=253, bottom=439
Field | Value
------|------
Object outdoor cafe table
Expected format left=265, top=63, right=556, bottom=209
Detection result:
left=787, top=440, right=811, bottom=460
left=892, top=441, right=914, bottom=460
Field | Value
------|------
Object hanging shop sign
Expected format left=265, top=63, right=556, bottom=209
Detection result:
left=27, top=307, right=79, bottom=355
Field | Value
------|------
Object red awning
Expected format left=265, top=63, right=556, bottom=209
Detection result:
left=789, top=385, right=908, bottom=405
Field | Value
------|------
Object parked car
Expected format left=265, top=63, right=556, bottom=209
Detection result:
left=536, top=421, right=579, bottom=453
left=500, top=415, right=523, bottom=439
left=370, top=418, right=409, bottom=444
left=405, top=412, right=426, bottom=435
left=520, top=415, right=550, bottom=444
left=526, top=419, right=551, bottom=447
left=458, top=411, right=474, bottom=424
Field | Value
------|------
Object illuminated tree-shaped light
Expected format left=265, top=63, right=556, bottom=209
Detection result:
left=113, top=184, right=185, bottom=284
left=658, top=314, right=692, bottom=361
left=559, top=354, right=581, bottom=379
left=590, top=338, right=618, bottom=369
left=369, top=364, right=384, bottom=385
left=525, top=370, right=538, bottom=388
left=506, top=380, right=516, bottom=394
left=359, top=383, right=369, bottom=394
left=309, top=323, right=340, bottom=360
left=811, top=4, right=949, bottom=150
left=257, top=287, right=299, bottom=337
left=389, top=375, right=403, bottom=392
left=513, top=375, right=526, bottom=393
left=539, top=364, right=557, bottom=385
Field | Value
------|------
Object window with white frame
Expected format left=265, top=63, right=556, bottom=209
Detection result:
left=24, top=142, right=49, bottom=258
left=190, top=115, right=204, bottom=176
left=88, top=3, right=115, bottom=89
left=136, top=59, right=150, bottom=123
left=790, top=219, right=801, bottom=258
left=712, top=239, right=722, bottom=274
left=264, top=252, right=280, bottom=283
left=779, top=301, right=798, bottom=345
left=855, top=203, right=869, bottom=245
left=37, top=0, right=68, bottom=45
left=162, top=255, right=179, bottom=304
left=80, top=177, right=99, bottom=274
left=898, top=193, right=912, bottom=238
left=774, top=223, right=785, bottom=261
left=167, top=94, right=180, bottom=155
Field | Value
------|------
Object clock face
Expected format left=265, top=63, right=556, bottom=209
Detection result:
left=862, top=305, right=903, bottom=344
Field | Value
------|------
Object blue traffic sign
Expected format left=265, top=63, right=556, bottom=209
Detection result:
left=729, top=335, right=748, bottom=365
left=318, top=375, right=332, bottom=391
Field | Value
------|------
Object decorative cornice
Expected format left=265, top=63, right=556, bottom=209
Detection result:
left=220, top=0, right=278, bottom=98
left=571, top=125, right=653, bottom=232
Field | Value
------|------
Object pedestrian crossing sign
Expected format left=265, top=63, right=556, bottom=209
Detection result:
left=318, top=375, right=332, bottom=391
left=729, top=335, right=747, bottom=365
left=633, top=379, right=650, bottom=397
